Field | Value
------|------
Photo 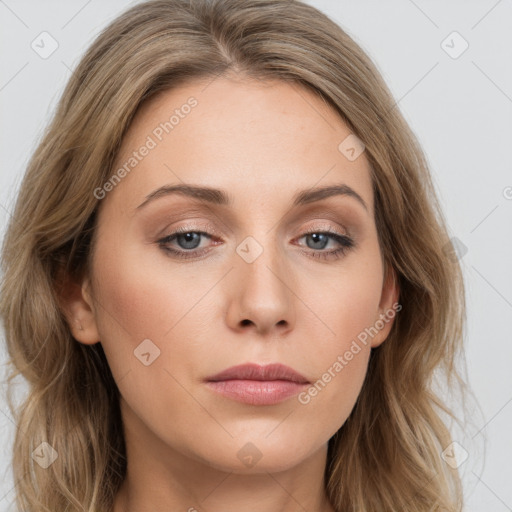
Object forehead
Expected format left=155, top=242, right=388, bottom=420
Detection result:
left=105, top=75, right=374, bottom=216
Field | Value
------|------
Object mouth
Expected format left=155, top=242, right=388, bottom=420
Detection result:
left=205, top=363, right=310, bottom=406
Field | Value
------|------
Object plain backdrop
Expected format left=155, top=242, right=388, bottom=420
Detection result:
left=0, top=1, right=511, bottom=510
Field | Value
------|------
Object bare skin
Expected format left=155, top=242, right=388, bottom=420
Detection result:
left=61, top=73, right=399, bottom=512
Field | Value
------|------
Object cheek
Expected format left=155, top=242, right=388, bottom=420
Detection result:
left=92, top=220, right=199, bottom=339
left=90, top=234, right=216, bottom=384
left=89, top=236, right=175, bottom=376
left=310, top=254, right=383, bottom=353
left=295, top=298, right=375, bottom=435
left=89, top=239, right=205, bottom=430
left=297, top=256, right=382, bottom=423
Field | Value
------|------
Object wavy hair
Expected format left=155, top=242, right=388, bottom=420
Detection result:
left=0, top=0, right=469, bottom=510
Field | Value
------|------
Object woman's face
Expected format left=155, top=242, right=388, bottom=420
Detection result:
left=76, top=75, right=398, bottom=474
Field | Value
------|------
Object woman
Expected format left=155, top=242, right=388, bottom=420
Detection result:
left=0, top=0, right=469, bottom=510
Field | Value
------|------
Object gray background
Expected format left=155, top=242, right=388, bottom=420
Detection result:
left=1, top=0, right=511, bottom=510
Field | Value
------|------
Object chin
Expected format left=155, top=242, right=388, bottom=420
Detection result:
left=190, top=432, right=325, bottom=474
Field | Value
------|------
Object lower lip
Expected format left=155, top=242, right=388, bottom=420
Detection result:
left=206, top=380, right=309, bottom=405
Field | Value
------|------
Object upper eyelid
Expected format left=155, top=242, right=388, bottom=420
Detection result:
left=161, top=222, right=349, bottom=238
left=149, top=203, right=362, bottom=249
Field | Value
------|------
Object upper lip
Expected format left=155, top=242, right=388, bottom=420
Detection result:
left=206, top=363, right=310, bottom=384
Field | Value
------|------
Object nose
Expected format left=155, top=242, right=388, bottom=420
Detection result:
left=224, top=237, right=296, bottom=337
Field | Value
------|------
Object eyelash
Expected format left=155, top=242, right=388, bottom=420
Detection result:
left=157, top=225, right=355, bottom=261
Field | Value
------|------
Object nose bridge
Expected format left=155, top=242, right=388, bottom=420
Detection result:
left=226, top=230, right=296, bottom=333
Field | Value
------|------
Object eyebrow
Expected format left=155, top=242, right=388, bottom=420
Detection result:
left=136, top=183, right=368, bottom=212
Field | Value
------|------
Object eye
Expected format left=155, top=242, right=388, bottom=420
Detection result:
left=157, top=226, right=217, bottom=260
left=296, top=230, right=355, bottom=261
left=157, top=226, right=355, bottom=261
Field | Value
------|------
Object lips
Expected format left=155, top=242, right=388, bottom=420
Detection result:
left=206, top=363, right=310, bottom=384
left=205, top=363, right=310, bottom=406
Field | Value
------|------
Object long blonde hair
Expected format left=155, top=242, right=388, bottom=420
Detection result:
left=0, top=0, right=469, bottom=510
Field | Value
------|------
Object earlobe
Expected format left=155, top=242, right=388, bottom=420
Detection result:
left=55, top=268, right=100, bottom=345
left=370, top=264, right=400, bottom=349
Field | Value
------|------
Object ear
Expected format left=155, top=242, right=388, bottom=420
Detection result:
left=370, top=263, right=400, bottom=349
left=55, top=267, right=100, bottom=345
